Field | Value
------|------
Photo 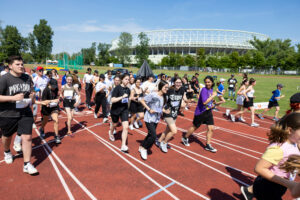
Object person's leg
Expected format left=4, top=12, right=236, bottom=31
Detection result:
left=40, top=115, right=49, bottom=129
left=232, top=90, right=236, bottom=100
left=158, top=125, right=170, bottom=142
left=101, top=96, right=108, bottom=118
left=51, top=112, right=59, bottom=137
left=88, top=86, right=93, bottom=106
left=163, top=123, right=177, bottom=143
left=141, top=122, right=157, bottom=149
left=185, top=125, right=198, bottom=138
left=21, top=134, right=32, bottom=163
left=2, top=136, right=12, bottom=152
left=206, top=125, right=214, bottom=145
left=137, top=112, right=144, bottom=120
left=228, top=89, right=232, bottom=100
left=65, top=108, right=72, bottom=134
left=275, top=106, right=280, bottom=119
left=85, top=85, right=90, bottom=106
left=121, top=121, right=129, bottom=147
left=250, top=107, right=256, bottom=124
left=94, top=94, right=100, bottom=115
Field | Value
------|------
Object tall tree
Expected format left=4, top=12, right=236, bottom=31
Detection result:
left=196, top=48, right=206, bottom=67
left=33, top=19, right=54, bottom=62
left=116, top=32, right=132, bottom=66
left=184, top=54, right=195, bottom=67
left=97, top=43, right=111, bottom=66
left=135, top=32, right=150, bottom=66
left=1, top=25, right=23, bottom=59
left=81, top=42, right=96, bottom=65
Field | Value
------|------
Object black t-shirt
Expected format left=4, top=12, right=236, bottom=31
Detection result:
left=0, top=73, right=33, bottom=117
left=228, top=78, right=238, bottom=90
left=183, top=83, right=190, bottom=92
left=163, top=87, right=185, bottom=119
left=42, top=86, right=59, bottom=111
left=111, top=85, right=131, bottom=115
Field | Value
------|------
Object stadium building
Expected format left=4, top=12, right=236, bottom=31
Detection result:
left=109, top=29, right=269, bottom=64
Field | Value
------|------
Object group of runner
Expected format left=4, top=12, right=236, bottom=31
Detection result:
left=1, top=55, right=300, bottom=200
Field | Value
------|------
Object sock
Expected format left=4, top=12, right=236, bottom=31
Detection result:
left=4, top=150, right=10, bottom=153
left=14, top=135, right=22, bottom=144
left=24, top=162, right=29, bottom=166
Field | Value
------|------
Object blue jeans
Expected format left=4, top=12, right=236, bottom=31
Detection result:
left=228, top=89, right=235, bottom=99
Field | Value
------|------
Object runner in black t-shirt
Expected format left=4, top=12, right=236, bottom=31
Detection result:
left=157, top=77, right=189, bottom=153
left=0, top=56, right=38, bottom=175
left=109, top=74, right=131, bottom=152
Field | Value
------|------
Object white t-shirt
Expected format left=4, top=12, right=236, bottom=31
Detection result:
left=141, top=81, right=156, bottom=93
left=83, top=74, right=94, bottom=84
left=105, top=77, right=114, bottom=88
left=0, top=70, right=7, bottom=76
left=33, top=75, right=50, bottom=91
left=95, top=81, right=107, bottom=93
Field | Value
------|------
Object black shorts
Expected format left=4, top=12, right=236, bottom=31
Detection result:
left=186, top=92, right=194, bottom=99
left=268, top=101, right=279, bottom=108
left=193, top=109, right=214, bottom=128
left=130, top=101, right=144, bottom=114
left=0, top=116, right=33, bottom=137
left=63, top=99, right=75, bottom=109
left=253, top=176, right=287, bottom=200
left=111, top=110, right=129, bottom=123
left=41, top=106, right=59, bottom=116
left=243, top=97, right=254, bottom=108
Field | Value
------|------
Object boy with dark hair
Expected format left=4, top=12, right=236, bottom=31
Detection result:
left=227, top=74, right=238, bottom=101
left=0, top=55, right=38, bottom=175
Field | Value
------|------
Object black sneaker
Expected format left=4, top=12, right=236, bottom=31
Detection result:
left=178, top=111, right=184, bottom=116
left=39, top=128, right=45, bottom=138
left=240, top=186, right=253, bottom=200
left=55, top=136, right=61, bottom=144
left=155, top=138, right=160, bottom=147
left=205, top=144, right=217, bottom=153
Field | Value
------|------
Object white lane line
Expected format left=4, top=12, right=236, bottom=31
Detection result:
left=33, top=127, right=98, bottom=200
left=71, top=117, right=209, bottom=200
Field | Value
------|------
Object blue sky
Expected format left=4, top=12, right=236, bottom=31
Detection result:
left=1, top=0, right=299, bottom=54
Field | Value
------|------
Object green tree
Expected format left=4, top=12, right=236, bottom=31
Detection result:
left=196, top=48, right=206, bottom=67
left=21, top=52, right=34, bottom=63
left=184, top=54, right=195, bottom=66
left=251, top=51, right=265, bottom=69
left=206, top=56, right=220, bottom=68
left=160, top=56, right=169, bottom=66
left=135, top=32, right=150, bottom=66
left=219, top=55, right=231, bottom=68
left=229, top=51, right=240, bottom=71
left=116, top=32, right=132, bottom=66
left=81, top=42, right=96, bottom=65
left=97, top=43, right=111, bottom=66
left=32, top=19, right=54, bottom=62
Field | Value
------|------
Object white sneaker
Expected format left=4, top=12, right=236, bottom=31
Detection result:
left=113, top=129, right=117, bottom=135
left=129, top=124, right=135, bottom=130
left=103, top=118, right=108, bottom=123
left=160, top=141, right=168, bottom=153
left=13, top=143, right=22, bottom=152
left=23, top=163, right=38, bottom=175
left=134, top=121, right=139, bottom=129
left=4, top=152, right=13, bottom=164
left=139, top=148, right=147, bottom=160
left=94, top=113, right=98, bottom=119
left=108, top=130, right=115, bottom=141
left=32, top=123, right=37, bottom=129
left=230, top=114, right=235, bottom=122
left=226, top=109, right=230, bottom=116
left=182, top=137, right=190, bottom=146
left=251, top=123, right=259, bottom=127
left=121, top=145, right=129, bottom=152
left=239, top=117, right=246, bottom=122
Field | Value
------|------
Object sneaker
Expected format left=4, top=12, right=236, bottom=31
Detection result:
left=129, top=124, right=135, bottom=130
left=113, top=129, right=117, bottom=135
left=178, top=111, right=184, bottom=116
left=121, top=145, right=129, bottom=152
left=205, top=144, right=217, bottom=153
left=167, top=143, right=171, bottom=149
left=94, top=113, right=98, bottom=119
left=55, top=136, right=61, bottom=144
left=138, top=120, right=143, bottom=127
left=251, top=123, right=259, bottom=127
left=155, top=138, right=160, bottom=147
left=257, top=114, right=264, bottom=120
left=88, top=105, right=92, bottom=110
left=230, top=114, right=235, bottom=122
left=13, top=143, right=22, bottom=152
left=23, top=163, right=38, bottom=175
left=238, top=117, right=246, bottom=122
left=139, top=147, right=147, bottom=160
left=134, top=121, right=139, bottom=129
left=182, top=137, right=190, bottom=146
left=160, top=141, right=168, bottom=153
left=74, top=107, right=79, bottom=112
left=39, top=127, right=45, bottom=138
left=240, top=186, right=254, bottom=200
left=32, top=123, right=37, bottom=129
left=103, top=118, right=108, bottom=123
left=273, top=117, right=279, bottom=122
left=108, top=130, right=115, bottom=141
left=226, top=109, right=230, bottom=116
left=4, top=152, right=13, bottom=164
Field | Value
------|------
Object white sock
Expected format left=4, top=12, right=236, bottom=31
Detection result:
left=14, top=135, right=22, bottom=144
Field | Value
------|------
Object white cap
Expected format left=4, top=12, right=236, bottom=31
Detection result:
left=220, top=78, right=225, bottom=82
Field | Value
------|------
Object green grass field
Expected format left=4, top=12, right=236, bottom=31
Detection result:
left=25, top=64, right=300, bottom=117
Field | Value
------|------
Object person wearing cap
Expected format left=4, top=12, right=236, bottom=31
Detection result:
left=38, top=71, right=61, bottom=143
left=257, top=84, right=285, bottom=121
left=214, top=78, right=226, bottom=111
left=83, top=68, right=94, bottom=109
left=227, top=74, right=238, bottom=101
left=94, top=74, right=108, bottom=123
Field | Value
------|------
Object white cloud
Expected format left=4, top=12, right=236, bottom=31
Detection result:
left=55, top=21, right=146, bottom=33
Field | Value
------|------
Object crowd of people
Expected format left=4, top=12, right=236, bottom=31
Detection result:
left=0, top=56, right=300, bottom=200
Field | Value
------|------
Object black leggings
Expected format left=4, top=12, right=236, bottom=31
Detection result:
left=95, top=93, right=107, bottom=117
left=85, top=83, right=93, bottom=106
left=141, top=122, right=158, bottom=149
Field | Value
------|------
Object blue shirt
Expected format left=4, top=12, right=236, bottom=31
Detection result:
left=217, top=84, right=224, bottom=94
left=270, top=89, right=280, bottom=102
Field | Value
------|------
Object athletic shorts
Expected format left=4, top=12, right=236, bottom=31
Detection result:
left=0, top=116, right=33, bottom=137
left=186, top=92, right=193, bottom=99
left=63, top=99, right=75, bottom=109
left=164, top=117, right=176, bottom=125
left=130, top=101, right=144, bottom=114
left=111, top=110, right=129, bottom=123
left=243, top=97, right=254, bottom=108
left=41, top=106, right=59, bottom=116
left=236, top=95, right=245, bottom=106
left=193, top=109, right=214, bottom=128
left=253, top=176, right=287, bottom=200
left=268, top=101, right=279, bottom=108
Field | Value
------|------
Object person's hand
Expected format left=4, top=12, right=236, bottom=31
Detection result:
left=282, top=95, right=285, bottom=98
left=122, top=94, right=128, bottom=98
left=212, top=91, right=217, bottom=97
left=74, top=102, right=79, bottom=107
left=14, top=93, right=24, bottom=101
left=149, top=109, right=155, bottom=114
left=163, top=108, right=171, bottom=114
left=246, top=98, right=249, bottom=102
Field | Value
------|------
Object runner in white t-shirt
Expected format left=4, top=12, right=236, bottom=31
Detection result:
left=141, top=75, right=156, bottom=94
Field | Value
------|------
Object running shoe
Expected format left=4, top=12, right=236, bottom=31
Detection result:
left=103, top=118, right=109, bottom=123
left=129, top=124, right=135, bottom=130
left=23, top=163, right=38, bottom=175
left=273, top=117, right=279, bottom=122
left=121, top=145, right=129, bottom=153
left=55, top=136, right=61, bottom=144
left=250, top=123, right=260, bottom=127
left=139, top=147, right=147, bottom=160
left=134, top=121, right=139, bottom=129
left=13, top=143, right=22, bottom=152
left=225, top=109, right=230, bottom=116
left=182, top=137, right=190, bottom=146
left=74, top=107, right=79, bottom=112
left=155, top=138, right=160, bottom=147
left=138, top=120, right=143, bottom=127
left=230, top=114, right=235, bottom=122
left=4, top=151, right=13, bottom=164
left=94, top=113, right=98, bottom=119
left=205, top=144, right=217, bottom=153
left=257, top=114, right=264, bottom=120
left=238, top=117, right=246, bottom=122
left=160, top=141, right=168, bottom=153
left=108, top=130, right=115, bottom=141
left=39, top=127, right=45, bottom=138
left=240, top=186, right=253, bottom=200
